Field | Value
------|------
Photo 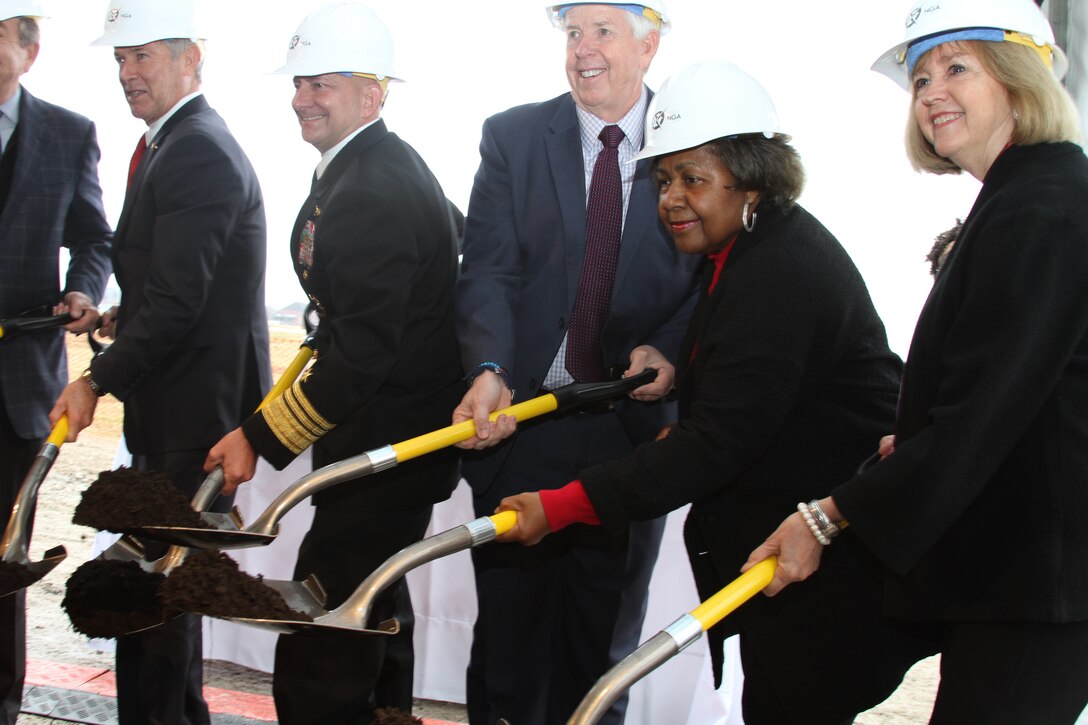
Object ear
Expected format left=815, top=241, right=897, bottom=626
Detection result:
left=746, top=191, right=761, bottom=208
left=639, top=29, right=660, bottom=71
left=22, top=42, right=39, bottom=73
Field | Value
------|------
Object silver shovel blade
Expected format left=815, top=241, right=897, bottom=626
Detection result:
left=122, top=511, right=279, bottom=550
left=0, top=545, right=67, bottom=597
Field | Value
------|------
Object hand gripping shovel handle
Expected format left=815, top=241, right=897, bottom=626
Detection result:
left=248, top=369, right=659, bottom=537
left=567, top=557, right=778, bottom=725
left=0, top=417, right=69, bottom=561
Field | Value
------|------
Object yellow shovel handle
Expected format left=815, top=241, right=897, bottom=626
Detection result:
left=690, top=556, right=777, bottom=630
left=489, top=510, right=518, bottom=536
left=391, top=394, right=559, bottom=463
left=46, top=416, right=68, bottom=448
left=256, top=343, right=316, bottom=411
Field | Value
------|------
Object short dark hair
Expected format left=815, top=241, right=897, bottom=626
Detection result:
left=704, top=133, right=805, bottom=209
left=17, top=16, right=39, bottom=47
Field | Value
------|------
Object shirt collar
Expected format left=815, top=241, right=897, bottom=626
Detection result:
left=574, top=85, right=649, bottom=152
left=315, top=117, right=380, bottom=180
left=145, top=91, right=203, bottom=145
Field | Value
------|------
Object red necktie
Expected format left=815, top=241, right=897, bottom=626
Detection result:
left=127, top=135, right=147, bottom=188
left=566, top=124, right=624, bottom=383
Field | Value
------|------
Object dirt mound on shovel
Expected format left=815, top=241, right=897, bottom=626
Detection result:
left=161, top=551, right=313, bottom=622
left=62, top=559, right=167, bottom=638
left=0, top=561, right=37, bottom=592
left=73, top=467, right=211, bottom=532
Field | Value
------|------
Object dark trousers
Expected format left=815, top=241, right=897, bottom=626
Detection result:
left=931, top=620, right=1088, bottom=724
left=116, top=449, right=227, bottom=725
left=466, top=411, right=664, bottom=725
left=273, top=504, right=433, bottom=725
left=0, top=406, right=37, bottom=725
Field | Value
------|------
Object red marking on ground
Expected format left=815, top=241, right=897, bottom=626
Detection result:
left=26, top=658, right=463, bottom=723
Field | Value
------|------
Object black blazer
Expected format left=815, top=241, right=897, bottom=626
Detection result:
left=0, top=88, right=111, bottom=439
left=580, top=204, right=902, bottom=658
left=243, top=120, right=462, bottom=511
left=91, top=95, right=270, bottom=455
left=835, top=142, right=1088, bottom=624
left=455, top=91, right=701, bottom=497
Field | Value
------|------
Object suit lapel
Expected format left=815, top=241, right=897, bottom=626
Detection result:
left=115, top=95, right=211, bottom=244
left=0, top=89, right=44, bottom=240
left=544, top=96, right=588, bottom=309
left=614, top=157, right=656, bottom=293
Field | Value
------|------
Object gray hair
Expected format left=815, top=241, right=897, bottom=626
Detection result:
left=161, top=38, right=205, bottom=82
left=17, top=16, right=39, bottom=47
left=560, top=7, right=659, bottom=40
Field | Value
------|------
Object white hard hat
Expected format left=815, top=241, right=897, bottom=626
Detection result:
left=872, top=0, right=1067, bottom=90
left=0, top=1, right=45, bottom=21
left=635, top=60, right=780, bottom=161
left=273, top=2, right=400, bottom=81
left=545, top=1, right=671, bottom=35
left=90, top=0, right=203, bottom=47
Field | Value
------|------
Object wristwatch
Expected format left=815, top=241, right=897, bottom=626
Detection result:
left=81, top=368, right=106, bottom=397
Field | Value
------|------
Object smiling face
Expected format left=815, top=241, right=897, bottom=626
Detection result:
left=911, top=41, right=1016, bottom=180
left=562, top=5, right=658, bottom=122
left=115, top=41, right=200, bottom=125
left=654, top=144, right=758, bottom=256
left=291, top=73, right=381, bottom=154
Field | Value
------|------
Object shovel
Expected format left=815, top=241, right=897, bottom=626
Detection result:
left=0, top=312, right=73, bottom=341
left=120, top=369, right=658, bottom=550
left=176, top=509, right=520, bottom=635
left=0, top=417, right=71, bottom=596
left=567, top=557, right=778, bottom=725
left=93, top=334, right=318, bottom=568
left=68, top=338, right=318, bottom=635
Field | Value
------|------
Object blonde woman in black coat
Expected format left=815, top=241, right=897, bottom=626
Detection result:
left=748, top=1, right=1088, bottom=722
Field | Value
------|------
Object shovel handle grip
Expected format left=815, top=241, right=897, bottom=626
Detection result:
left=690, top=556, right=777, bottom=630
left=46, top=417, right=68, bottom=448
left=257, top=336, right=317, bottom=411
left=489, top=510, right=518, bottom=536
left=389, top=370, right=660, bottom=464
left=391, top=396, right=560, bottom=462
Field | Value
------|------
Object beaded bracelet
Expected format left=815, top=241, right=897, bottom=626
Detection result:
left=467, top=361, right=514, bottom=394
left=797, top=500, right=843, bottom=546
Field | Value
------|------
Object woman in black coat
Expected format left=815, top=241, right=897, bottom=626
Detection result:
left=497, top=60, right=932, bottom=724
left=748, top=1, right=1088, bottom=722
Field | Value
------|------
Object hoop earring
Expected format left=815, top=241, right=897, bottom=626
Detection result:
left=742, top=201, right=756, bottom=233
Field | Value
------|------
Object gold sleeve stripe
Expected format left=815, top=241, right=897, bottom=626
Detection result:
left=262, top=382, right=335, bottom=455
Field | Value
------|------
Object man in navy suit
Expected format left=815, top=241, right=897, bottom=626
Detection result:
left=452, top=2, right=699, bottom=722
left=51, top=1, right=269, bottom=723
left=0, top=3, right=111, bottom=721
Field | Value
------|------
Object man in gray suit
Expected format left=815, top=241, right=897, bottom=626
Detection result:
left=0, top=3, right=111, bottom=722
left=452, top=2, right=698, bottom=722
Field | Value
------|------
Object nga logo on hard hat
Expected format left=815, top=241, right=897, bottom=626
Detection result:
left=907, top=3, right=941, bottom=29
left=651, top=109, right=681, bottom=130
left=288, top=35, right=312, bottom=50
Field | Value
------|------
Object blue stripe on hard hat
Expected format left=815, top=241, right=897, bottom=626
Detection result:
left=558, top=4, right=652, bottom=20
left=906, top=28, right=1004, bottom=75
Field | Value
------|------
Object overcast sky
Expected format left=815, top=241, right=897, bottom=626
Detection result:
left=25, top=0, right=986, bottom=357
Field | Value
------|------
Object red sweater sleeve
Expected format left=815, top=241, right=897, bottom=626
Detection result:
left=538, top=480, right=601, bottom=531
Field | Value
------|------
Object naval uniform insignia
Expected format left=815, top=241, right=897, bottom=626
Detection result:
left=298, top=219, right=316, bottom=268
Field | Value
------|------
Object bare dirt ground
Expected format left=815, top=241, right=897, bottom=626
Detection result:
left=16, top=330, right=941, bottom=724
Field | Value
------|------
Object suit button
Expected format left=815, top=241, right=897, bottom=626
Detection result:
left=558, top=318, right=566, bottom=329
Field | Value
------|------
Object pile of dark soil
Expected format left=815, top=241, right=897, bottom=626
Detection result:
left=62, top=559, right=167, bottom=638
left=73, top=467, right=211, bottom=532
left=373, top=708, right=423, bottom=725
left=0, top=560, right=37, bottom=592
left=161, top=551, right=313, bottom=622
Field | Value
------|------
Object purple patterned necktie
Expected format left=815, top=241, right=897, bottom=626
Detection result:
left=566, top=124, right=625, bottom=383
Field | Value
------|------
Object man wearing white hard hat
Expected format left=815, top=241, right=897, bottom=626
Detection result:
left=50, top=1, right=270, bottom=723
left=0, top=3, right=111, bottom=721
left=451, top=2, right=699, bottom=722
left=204, top=3, right=461, bottom=721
